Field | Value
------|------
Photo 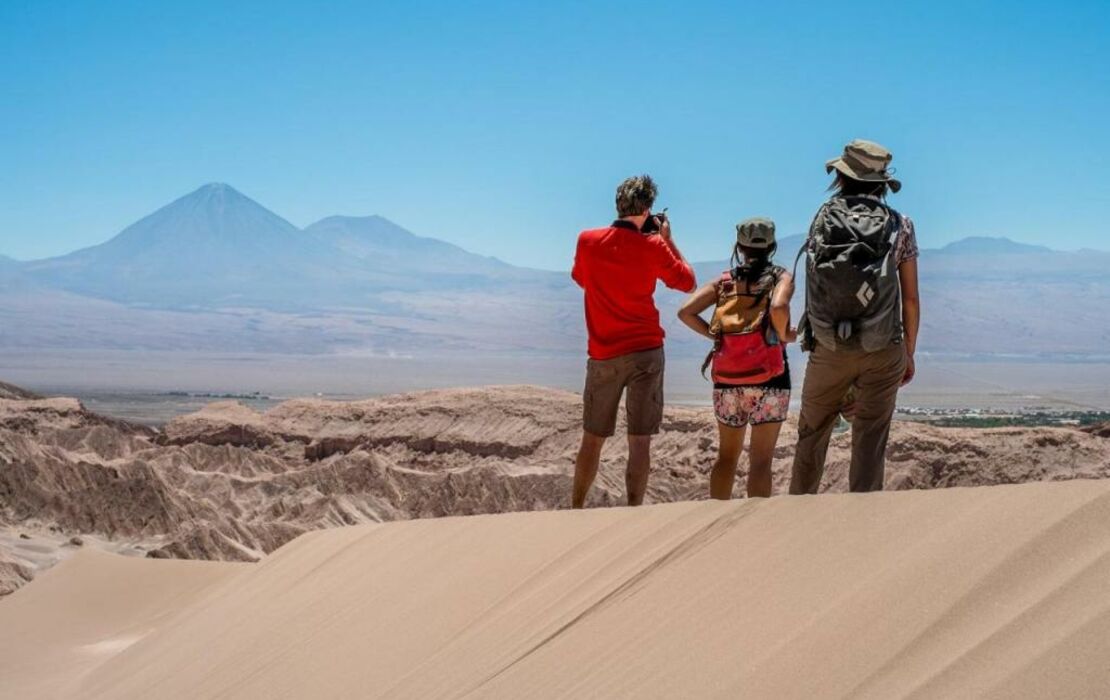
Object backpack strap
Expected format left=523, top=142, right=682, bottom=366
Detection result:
left=760, top=266, right=786, bottom=345
left=729, top=267, right=779, bottom=335
left=708, top=270, right=732, bottom=335
left=793, top=204, right=824, bottom=278
left=796, top=212, right=823, bottom=352
left=702, top=271, right=733, bottom=380
left=757, top=265, right=784, bottom=303
left=791, top=241, right=807, bottom=278
left=700, top=345, right=716, bottom=379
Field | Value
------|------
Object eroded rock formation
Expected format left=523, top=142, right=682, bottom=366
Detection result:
left=3, top=384, right=1109, bottom=595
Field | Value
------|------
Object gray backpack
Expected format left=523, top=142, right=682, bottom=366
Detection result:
left=796, top=196, right=903, bottom=353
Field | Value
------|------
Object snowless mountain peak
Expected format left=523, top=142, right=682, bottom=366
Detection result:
left=940, top=236, right=1052, bottom=254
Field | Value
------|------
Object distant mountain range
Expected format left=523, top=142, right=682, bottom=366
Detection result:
left=2, top=184, right=1108, bottom=357
left=19, top=184, right=533, bottom=309
left=938, top=237, right=1052, bottom=255
left=305, top=214, right=514, bottom=277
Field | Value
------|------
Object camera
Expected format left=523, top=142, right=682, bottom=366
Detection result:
left=641, top=207, right=669, bottom=234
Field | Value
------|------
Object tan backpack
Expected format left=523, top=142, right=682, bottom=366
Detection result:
left=702, top=267, right=785, bottom=384
left=710, top=271, right=776, bottom=335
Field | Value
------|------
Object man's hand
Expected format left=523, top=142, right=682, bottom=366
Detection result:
left=901, top=349, right=916, bottom=386
left=658, top=214, right=672, bottom=242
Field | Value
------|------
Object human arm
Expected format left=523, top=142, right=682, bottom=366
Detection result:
left=769, top=271, right=797, bottom=344
left=898, top=257, right=920, bottom=385
left=676, top=281, right=719, bottom=340
left=655, top=216, right=697, bottom=292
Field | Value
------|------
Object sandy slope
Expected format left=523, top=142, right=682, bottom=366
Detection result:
left=3, top=479, right=1109, bottom=699
left=0, top=549, right=246, bottom=698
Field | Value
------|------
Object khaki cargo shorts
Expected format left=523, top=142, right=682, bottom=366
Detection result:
left=582, top=347, right=664, bottom=437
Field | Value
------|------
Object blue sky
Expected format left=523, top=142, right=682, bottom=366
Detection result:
left=1, top=0, right=1107, bottom=268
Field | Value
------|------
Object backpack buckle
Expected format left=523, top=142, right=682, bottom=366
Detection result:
left=837, top=321, right=853, bottom=341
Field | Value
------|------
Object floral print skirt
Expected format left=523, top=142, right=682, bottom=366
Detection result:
left=713, top=386, right=791, bottom=427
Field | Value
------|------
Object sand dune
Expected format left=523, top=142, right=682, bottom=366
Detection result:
left=0, top=549, right=246, bottom=698
left=3, top=479, right=1110, bottom=699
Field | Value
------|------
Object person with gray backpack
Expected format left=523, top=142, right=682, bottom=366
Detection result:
left=790, top=139, right=921, bottom=493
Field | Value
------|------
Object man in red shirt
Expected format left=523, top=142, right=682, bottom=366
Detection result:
left=571, top=174, right=696, bottom=507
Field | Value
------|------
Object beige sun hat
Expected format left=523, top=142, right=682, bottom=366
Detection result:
left=826, top=139, right=902, bottom=193
left=736, top=217, right=776, bottom=249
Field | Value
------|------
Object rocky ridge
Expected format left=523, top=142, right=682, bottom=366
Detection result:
left=1082, top=422, right=1110, bottom=439
left=0, top=381, right=40, bottom=400
left=2, top=384, right=1109, bottom=595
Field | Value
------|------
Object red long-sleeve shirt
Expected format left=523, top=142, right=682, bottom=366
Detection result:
left=572, top=220, right=696, bottom=360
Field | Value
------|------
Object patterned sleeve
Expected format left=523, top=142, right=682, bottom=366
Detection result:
left=895, top=215, right=920, bottom=265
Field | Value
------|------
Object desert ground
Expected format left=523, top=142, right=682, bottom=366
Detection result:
left=4, top=382, right=1110, bottom=594
left=3, top=382, right=1110, bottom=698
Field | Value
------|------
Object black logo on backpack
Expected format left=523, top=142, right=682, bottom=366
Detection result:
left=796, top=196, right=903, bottom=352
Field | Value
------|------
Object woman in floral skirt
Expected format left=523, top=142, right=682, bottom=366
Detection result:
left=677, top=217, right=796, bottom=498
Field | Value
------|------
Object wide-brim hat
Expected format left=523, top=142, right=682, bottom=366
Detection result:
left=736, top=217, right=775, bottom=249
left=826, top=139, right=902, bottom=193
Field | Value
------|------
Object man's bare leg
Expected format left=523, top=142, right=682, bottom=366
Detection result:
left=626, top=434, right=651, bottom=506
left=573, top=431, right=607, bottom=508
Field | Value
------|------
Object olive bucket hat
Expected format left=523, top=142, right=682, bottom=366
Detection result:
left=826, top=139, right=902, bottom=193
left=736, top=217, right=776, bottom=249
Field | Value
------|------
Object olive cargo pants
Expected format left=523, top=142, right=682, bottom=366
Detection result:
left=790, top=343, right=906, bottom=494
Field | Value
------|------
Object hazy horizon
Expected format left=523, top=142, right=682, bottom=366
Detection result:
left=7, top=350, right=1110, bottom=424
left=6, top=182, right=1106, bottom=270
